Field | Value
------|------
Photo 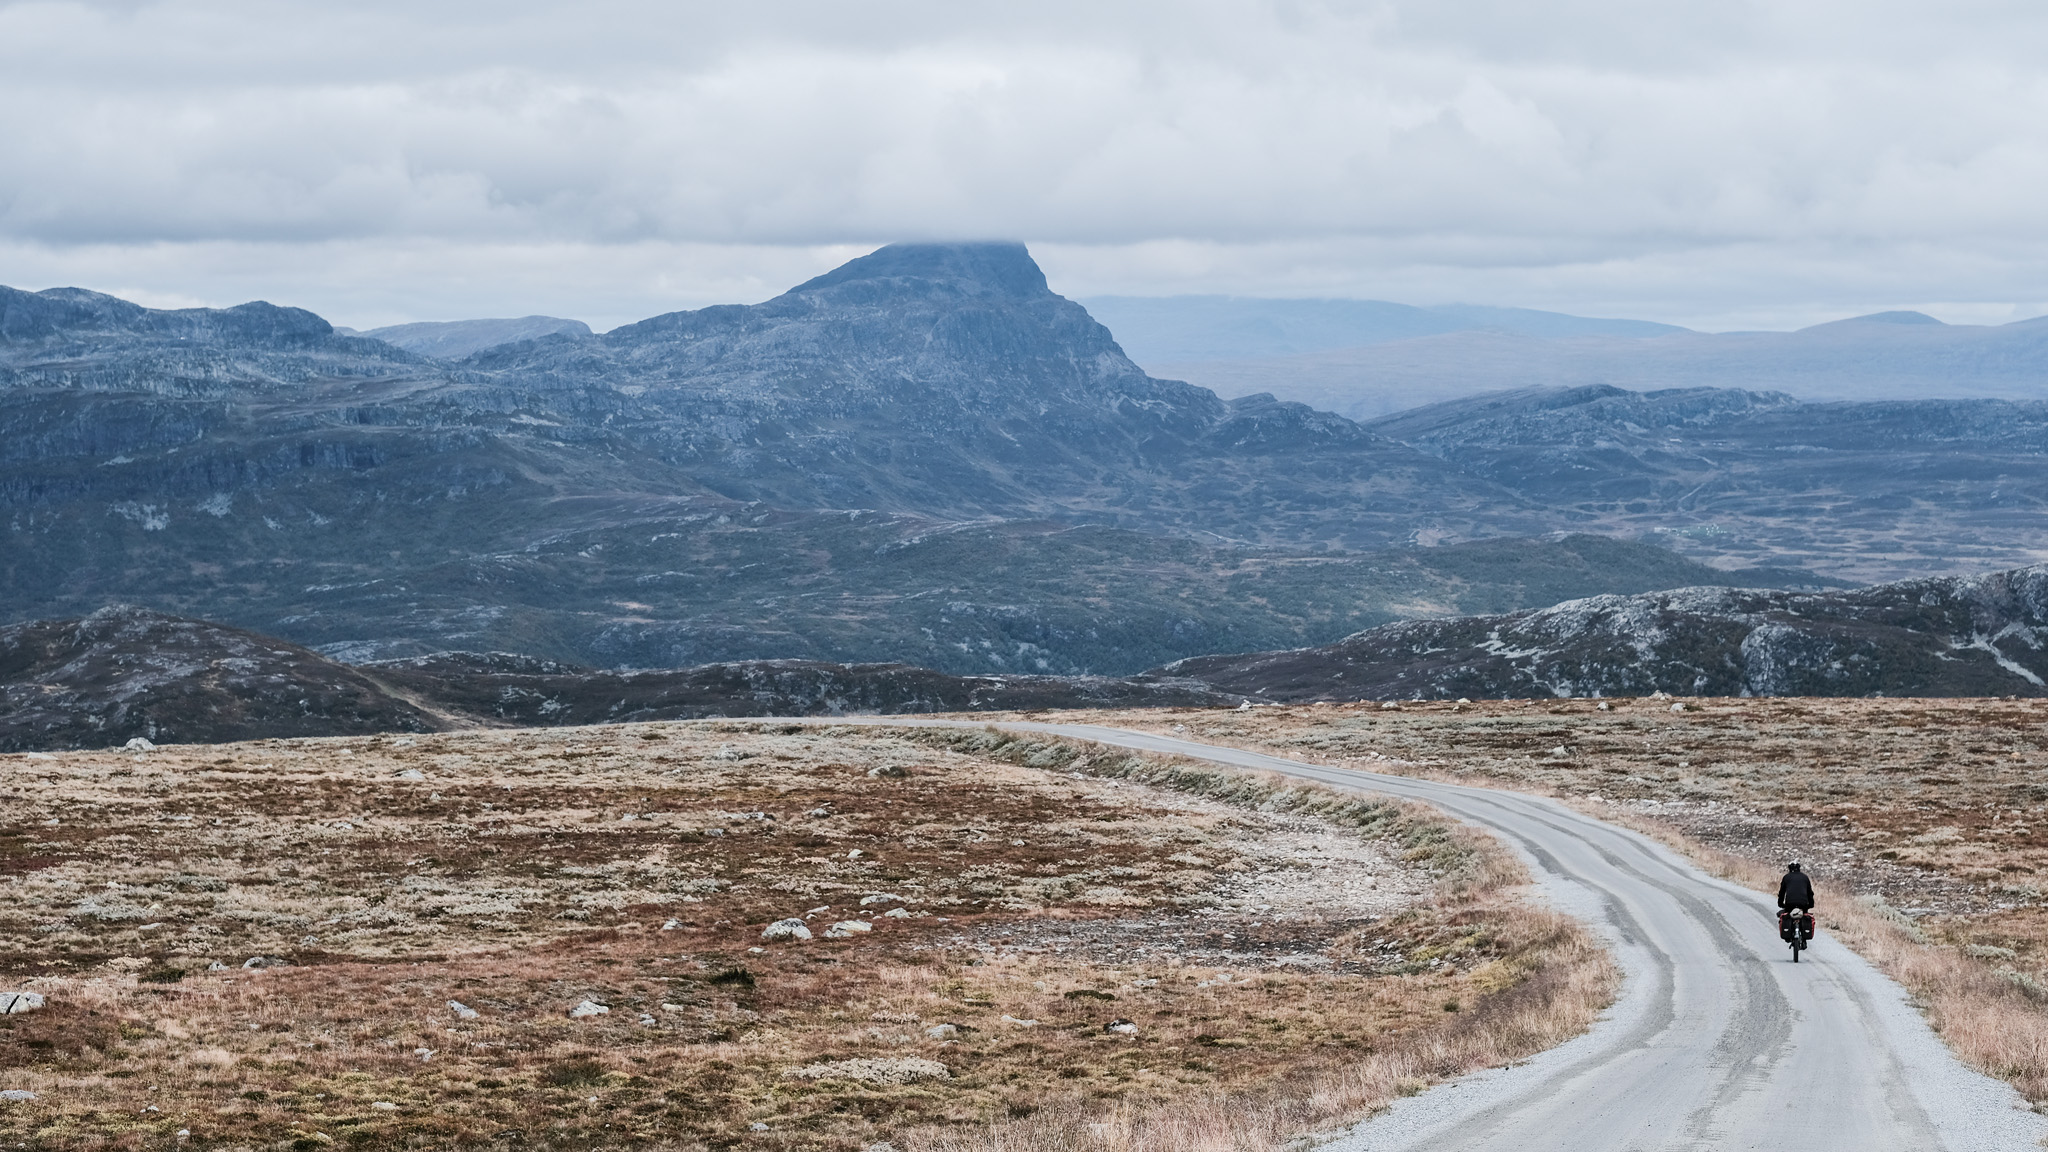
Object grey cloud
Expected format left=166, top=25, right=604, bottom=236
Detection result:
left=4, top=0, right=2048, bottom=326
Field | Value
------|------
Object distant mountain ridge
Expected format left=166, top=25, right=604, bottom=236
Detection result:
left=1152, top=309, right=2048, bottom=419
left=1354, top=383, right=2048, bottom=583
left=0, top=242, right=1554, bottom=672
left=348, top=316, right=593, bottom=359
left=3, top=242, right=2042, bottom=675
left=1080, top=294, right=1685, bottom=363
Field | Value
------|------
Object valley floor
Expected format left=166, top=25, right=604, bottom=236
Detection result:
left=0, top=722, right=1608, bottom=1151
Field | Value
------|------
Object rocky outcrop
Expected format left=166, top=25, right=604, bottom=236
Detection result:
left=0, top=607, right=444, bottom=750
left=1161, top=566, right=2048, bottom=700
left=364, top=650, right=1230, bottom=724
left=0, top=608, right=1229, bottom=751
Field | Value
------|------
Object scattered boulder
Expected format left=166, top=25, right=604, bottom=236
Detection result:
left=762, top=918, right=812, bottom=941
left=447, top=1000, right=479, bottom=1020
left=784, top=1058, right=950, bottom=1084
left=569, top=1000, right=609, bottom=1019
left=124, top=737, right=156, bottom=751
left=823, top=920, right=872, bottom=939
left=924, top=1023, right=958, bottom=1039
left=0, top=992, right=44, bottom=1015
left=241, top=956, right=290, bottom=970
left=883, top=908, right=915, bottom=919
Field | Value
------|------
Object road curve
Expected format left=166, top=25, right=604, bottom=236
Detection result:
left=842, top=718, right=2047, bottom=1151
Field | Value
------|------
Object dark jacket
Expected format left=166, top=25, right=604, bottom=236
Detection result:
left=1778, top=869, right=1815, bottom=910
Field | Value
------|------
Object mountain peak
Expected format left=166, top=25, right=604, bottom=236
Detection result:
left=788, top=241, right=1050, bottom=301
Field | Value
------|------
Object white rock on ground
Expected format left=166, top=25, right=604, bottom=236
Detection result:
left=762, top=918, right=812, bottom=941
left=124, top=737, right=155, bottom=750
left=859, top=893, right=905, bottom=906
left=0, top=993, right=44, bottom=1015
left=569, top=1000, right=609, bottom=1018
left=823, top=920, right=872, bottom=938
left=447, top=1000, right=478, bottom=1020
left=0, top=1090, right=36, bottom=1102
left=783, top=1058, right=950, bottom=1084
left=925, top=1024, right=958, bottom=1039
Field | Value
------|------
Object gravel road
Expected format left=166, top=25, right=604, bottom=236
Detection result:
left=969, top=721, right=2048, bottom=1151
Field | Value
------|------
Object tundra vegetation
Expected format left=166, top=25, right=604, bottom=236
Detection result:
left=0, top=722, right=1612, bottom=1150
left=1098, top=696, right=2048, bottom=1103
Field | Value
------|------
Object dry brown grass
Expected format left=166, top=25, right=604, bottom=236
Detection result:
left=892, top=727, right=1615, bottom=1152
left=1045, top=696, right=2048, bottom=1108
left=911, top=907, right=1610, bottom=1152
left=0, top=720, right=1615, bottom=1151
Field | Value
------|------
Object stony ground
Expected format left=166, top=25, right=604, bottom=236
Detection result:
left=0, top=720, right=1578, bottom=1151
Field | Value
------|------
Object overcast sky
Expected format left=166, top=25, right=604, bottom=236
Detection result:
left=4, top=0, right=2047, bottom=331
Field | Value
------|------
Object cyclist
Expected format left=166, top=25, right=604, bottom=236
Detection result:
left=1777, top=862, right=1816, bottom=955
left=1777, top=861, right=1815, bottom=912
